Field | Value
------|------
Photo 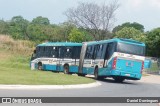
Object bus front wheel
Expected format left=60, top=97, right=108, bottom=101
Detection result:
left=38, top=63, right=42, bottom=70
left=64, top=65, right=70, bottom=74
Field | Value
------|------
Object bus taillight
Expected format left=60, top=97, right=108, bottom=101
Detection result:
left=112, top=57, right=117, bottom=69
left=141, top=61, right=144, bottom=73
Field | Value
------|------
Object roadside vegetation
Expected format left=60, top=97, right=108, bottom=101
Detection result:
left=144, top=62, right=159, bottom=73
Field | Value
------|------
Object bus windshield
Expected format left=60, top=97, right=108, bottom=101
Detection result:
left=117, top=42, right=145, bottom=56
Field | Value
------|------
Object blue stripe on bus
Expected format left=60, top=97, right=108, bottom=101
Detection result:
left=69, top=66, right=79, bottom=73
left=82, top=67, right=95, bottom=74
left=42, top=64, right=57, bottom=71
left=42, top=64, right=80, bottom=73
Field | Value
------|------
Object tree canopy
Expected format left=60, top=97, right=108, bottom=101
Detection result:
left=146, top=28, right=160, bottom=57
left=115, top=27, right=145, bottom=42
left=65, top=1, right=119, bottom=40
left=112, top=22, right=144, bottom=34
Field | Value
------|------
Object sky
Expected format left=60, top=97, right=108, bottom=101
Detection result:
left=0, top=0, right=160, bottom=31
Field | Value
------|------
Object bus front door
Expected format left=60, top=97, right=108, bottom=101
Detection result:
left=56, top=47, right=63, bottom=71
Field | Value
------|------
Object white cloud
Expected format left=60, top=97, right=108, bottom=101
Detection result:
left=128, top=0, right=143, bottom=8
left=150, top=0, right=160, bottom=8
left=126, top=0, right=160, bottom=9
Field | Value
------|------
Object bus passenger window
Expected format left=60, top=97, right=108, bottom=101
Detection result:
left=105, top=42, right=117, bottom=60
left=51, top=46, right=58, bottom=58
left=85, top=46, right=94, bottom=59
left=96, top=44, right=104, bottom=59
left=73, top=46, right=81, bottom=59
left=93, top=45, right=100, bottom=59
left=64, top=47, right=72, bottom=58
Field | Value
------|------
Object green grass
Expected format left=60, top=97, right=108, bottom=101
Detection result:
left=0, top=50, right=95, bottom=85
left=145, top=62, right=159, bottom=72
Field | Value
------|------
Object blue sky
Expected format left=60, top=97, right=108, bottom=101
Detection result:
left=0, top=0, right=160, bottom=31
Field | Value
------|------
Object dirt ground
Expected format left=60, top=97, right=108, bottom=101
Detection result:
left=138, top=74, right=160, bottom=84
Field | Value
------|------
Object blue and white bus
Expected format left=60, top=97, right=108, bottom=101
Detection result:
left=30, top=42, right=82, bottom=74
left=78, top=38, right=145, bottom=82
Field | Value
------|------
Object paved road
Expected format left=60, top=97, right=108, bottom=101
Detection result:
left=0, top=78, right=160, bottom=106
left=0, top=78, right=160, bottom=97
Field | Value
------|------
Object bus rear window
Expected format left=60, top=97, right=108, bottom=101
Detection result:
left=117, top=43, right=145, bottom=56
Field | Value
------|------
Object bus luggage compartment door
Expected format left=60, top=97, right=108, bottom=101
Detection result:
left=56, top=59, right=62, bottom=71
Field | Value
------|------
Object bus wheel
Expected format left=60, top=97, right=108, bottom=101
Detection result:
left=77, top=73, right=85, bottom=77
left=94, top=67, right=99, bottom=80
left=64, top=65, right=70, bottom=74
left=113, top=77, right=125, bottom=83
left=38, top=63, right=42, bottom=70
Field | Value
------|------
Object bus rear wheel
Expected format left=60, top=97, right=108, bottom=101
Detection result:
left=94, top=67, right=105, bottom=80
left=77, top=73, right=85, bottom=77
left=94, top=67, right=100, bottom=80
left=113, top=77, right=125, bottom=83
left=64, top=65, right=70, bottom=74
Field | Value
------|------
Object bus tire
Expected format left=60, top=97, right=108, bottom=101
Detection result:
left=94, top=67, right=100, bottom=80
left=38, top=62, right=42, bottom=70
left=113, top=77, right=125, bottom=83
left=77, top=73, right=85, bottom=77
left=64, top=65, right=70, bottom=74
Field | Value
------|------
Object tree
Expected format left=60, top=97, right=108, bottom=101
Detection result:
left=57, top=22, right=76, bottom=41
left=68, top=28, right=92, bottom=42
left=65, top=0, right=119, bottom=40
left=32, top=16, right=50, bottom=25
left=26, top=24, right=52, bottom=42
left=112, top=22, right=144, bottom=34
left=0, top=20, right=9, bottom=34
left=115, top=27, right=146, bottom=42
left=146, top=28, right=160, bottom=57
left=9, top=16, right=29, bottom=39
left=68, top=28, right=85, bottom=42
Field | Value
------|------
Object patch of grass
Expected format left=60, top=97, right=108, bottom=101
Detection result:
left=145, top=62, right=159, bottom=72
left=0, top=47, right=95, bottom=85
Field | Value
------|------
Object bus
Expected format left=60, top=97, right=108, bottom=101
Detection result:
left=78, top=38, right=146, bottom=82
left=30, top=42, right=82, bottom=74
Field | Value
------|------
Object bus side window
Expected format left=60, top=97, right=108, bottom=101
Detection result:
left=39, top=46, right=44, bottom=57
left=96, top=44, right=104, bottom=59
left=45, top=47, right=48, bottom=57
left=76, top=47, right=81, bottom=59
left=105, top=42, right=117, bottom=60
left=64, top=47, right=73, bottom=58
left=36, top=47, right=39, bottom=57
left=42, top=46, right=45, bottom=57
left=48, top=46, right=52, bottom=57
left=93, top=45, right=100, bottom=59
left=101, top=44, right=108, bottom=59
left=85, top=46, right=94, bottom=59
left=72, top=46, right=81, bottom=59
left=51, top=46, right=58, bottom=58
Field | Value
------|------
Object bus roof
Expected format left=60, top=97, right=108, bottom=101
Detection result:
left=37, top=42, right=82, bottom=47
left=84, top=38, right=145, bottom=46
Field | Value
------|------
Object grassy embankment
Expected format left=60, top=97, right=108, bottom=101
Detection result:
left=0, top=35, right=95, bottom=85
left=143, top=61, right=159, bottom=76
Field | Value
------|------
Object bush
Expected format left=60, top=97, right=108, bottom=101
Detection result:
left=0, top=35, right=35, bottom=56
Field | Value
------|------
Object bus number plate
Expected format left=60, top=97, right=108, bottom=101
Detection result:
left=125, top=74, right=130, bottom=76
